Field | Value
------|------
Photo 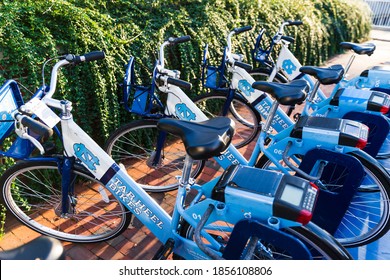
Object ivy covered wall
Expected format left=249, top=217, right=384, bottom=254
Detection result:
left=0, top=0, right=371, bottom=145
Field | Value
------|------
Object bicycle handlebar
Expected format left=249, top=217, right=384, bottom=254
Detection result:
left=167, top=77, right=192, bottom=90
left=234, top=61, right=253, bottom=71
left=168, top=35, right=191, bottom=45
left=43, top=51, right=105, bottom=99
left=274, top=20, right=303, bottom=44
left=281, top=35, right=295, bottom=44
left=158, top=36, right=191, bottom=69
left=226, top=26, right=253, bottom=62
left=286, top=20, right=303, bottom=26
left=233, top=26, right=253, bottom=35
left=14, top=113, right=53, bottom=139
left=157, top=74, right=192, bottom=90
left=65, top=51, right=106, bottom=64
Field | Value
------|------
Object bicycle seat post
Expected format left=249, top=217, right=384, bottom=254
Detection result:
left=179, top=154, right=195, bottom=189
left=262, top=100, right=279, bottom=133
left=343, top=53, right=356, bottom=77
left=307, top=80, right=320, bottom=103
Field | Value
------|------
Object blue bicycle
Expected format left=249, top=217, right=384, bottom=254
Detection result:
left=194, top=27, right=390, bottom=247
left=104, top=34, right=390, bottom=248
left=247, top=21, right=390, bottom=158
left=0, top=53, right=133, bottom=243
left=0, top=52, right=352, bottom=259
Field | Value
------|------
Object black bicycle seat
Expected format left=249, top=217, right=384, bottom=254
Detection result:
left=0, top=236, right=65, bottom=260
left=300, top=64, right=344, bottom=85
left=252, top=80, right=308, bottom=106
left=157, top=117, right=235, bottom=160
left=340, top=42, right=376, bottom=56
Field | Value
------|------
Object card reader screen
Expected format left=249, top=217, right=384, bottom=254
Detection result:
left=372, top=95, right=385, bottom=104
left=280, top=184, right=304, bottom=206
left=344, top=123, right=360, bottom=136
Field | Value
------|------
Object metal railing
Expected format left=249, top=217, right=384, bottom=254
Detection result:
left=364, top=0, right=390, bottom=28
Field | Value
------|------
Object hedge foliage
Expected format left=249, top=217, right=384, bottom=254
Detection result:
left=0, top=0, right=371, bottom=145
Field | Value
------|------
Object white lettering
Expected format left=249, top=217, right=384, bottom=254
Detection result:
left=107, top=175, right=164, bottom=229
left=274, top=149, right=283, bottom=155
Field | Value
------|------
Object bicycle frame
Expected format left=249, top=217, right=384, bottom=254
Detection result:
left=161, top=73, right=363, bottom=179
left=21, top=79, right=311, bottom=260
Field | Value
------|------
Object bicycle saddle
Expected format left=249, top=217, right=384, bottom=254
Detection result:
left=157, top=117, right=235, bottom=160
left=340, top=42, right=376, bottom=56
left=0, top=236, right=65, bottom=260
left=252, top=80, right=308, bottom=106
left=299, top=64, right=345, bottom=85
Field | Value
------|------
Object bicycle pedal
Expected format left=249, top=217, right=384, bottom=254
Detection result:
left=293, top=113, right=301, bottom=122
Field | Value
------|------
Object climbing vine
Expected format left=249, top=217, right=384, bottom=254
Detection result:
left=0, top=0, right=371, bottom=145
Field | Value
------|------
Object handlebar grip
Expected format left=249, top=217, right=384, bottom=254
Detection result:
left=169, top=35, right=191, bottom=45
left=287, top=20, right=303, bottom=26
left=83, top=51, right=106, bottom=62
left=18, top=114, right=53, bottom=139
left=66, top=51, right=105, bottom=64
left=281, top=36, right=295, bottom=43
left=233, top=26, right=253, bottom=35
left=234, top=61, right=253, bottom=72
left=167, top=77, right=192, bottom=90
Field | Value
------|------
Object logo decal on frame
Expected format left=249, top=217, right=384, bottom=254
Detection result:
left=74, top=143, right=100, bottom=171
left=175, top=103, right=196, bottom=121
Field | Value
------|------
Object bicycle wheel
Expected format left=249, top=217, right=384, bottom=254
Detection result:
left=256, top=152, right=390, bottom=247
left=176, top=220, right=351, bottom=260
left=0, top=160, right=132, bottom=243
left=192, top=92, right=261, bottom=149
left=104, top=119, right=205, bottom=192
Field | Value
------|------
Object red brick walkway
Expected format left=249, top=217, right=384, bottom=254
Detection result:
left=0, top=190, right=177, bottom=260
left=0, top=138, right=255, bottom=260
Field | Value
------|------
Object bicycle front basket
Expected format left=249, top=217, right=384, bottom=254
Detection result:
left=0, top=80, right=24, bottom=143
left=251, top=28, right=272, bottom=66
left=201, top=45, right=229, bottom=91
left=123, top=56, right=155, bottom=116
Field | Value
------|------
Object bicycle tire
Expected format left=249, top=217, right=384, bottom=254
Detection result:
left=175, top=220, right=351, bottom=260
left=104, top=119, right=205, bottom=192
left=0, top=160, right=132, bottom=243
left=256, top=152, right=390, bottom=247
left=192, top=92, right=261, bottom=149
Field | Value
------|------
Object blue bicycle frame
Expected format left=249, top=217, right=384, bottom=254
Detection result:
left=23, top=90, right=318, bottom=260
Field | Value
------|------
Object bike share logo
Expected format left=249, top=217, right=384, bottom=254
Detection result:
left=175, top=103, right=196, bottom=121
left=238, top=79, right=254, bottom=96
left=282, top=59, right=297, bottom=75
left=74, top=143, right=100, bottom=171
